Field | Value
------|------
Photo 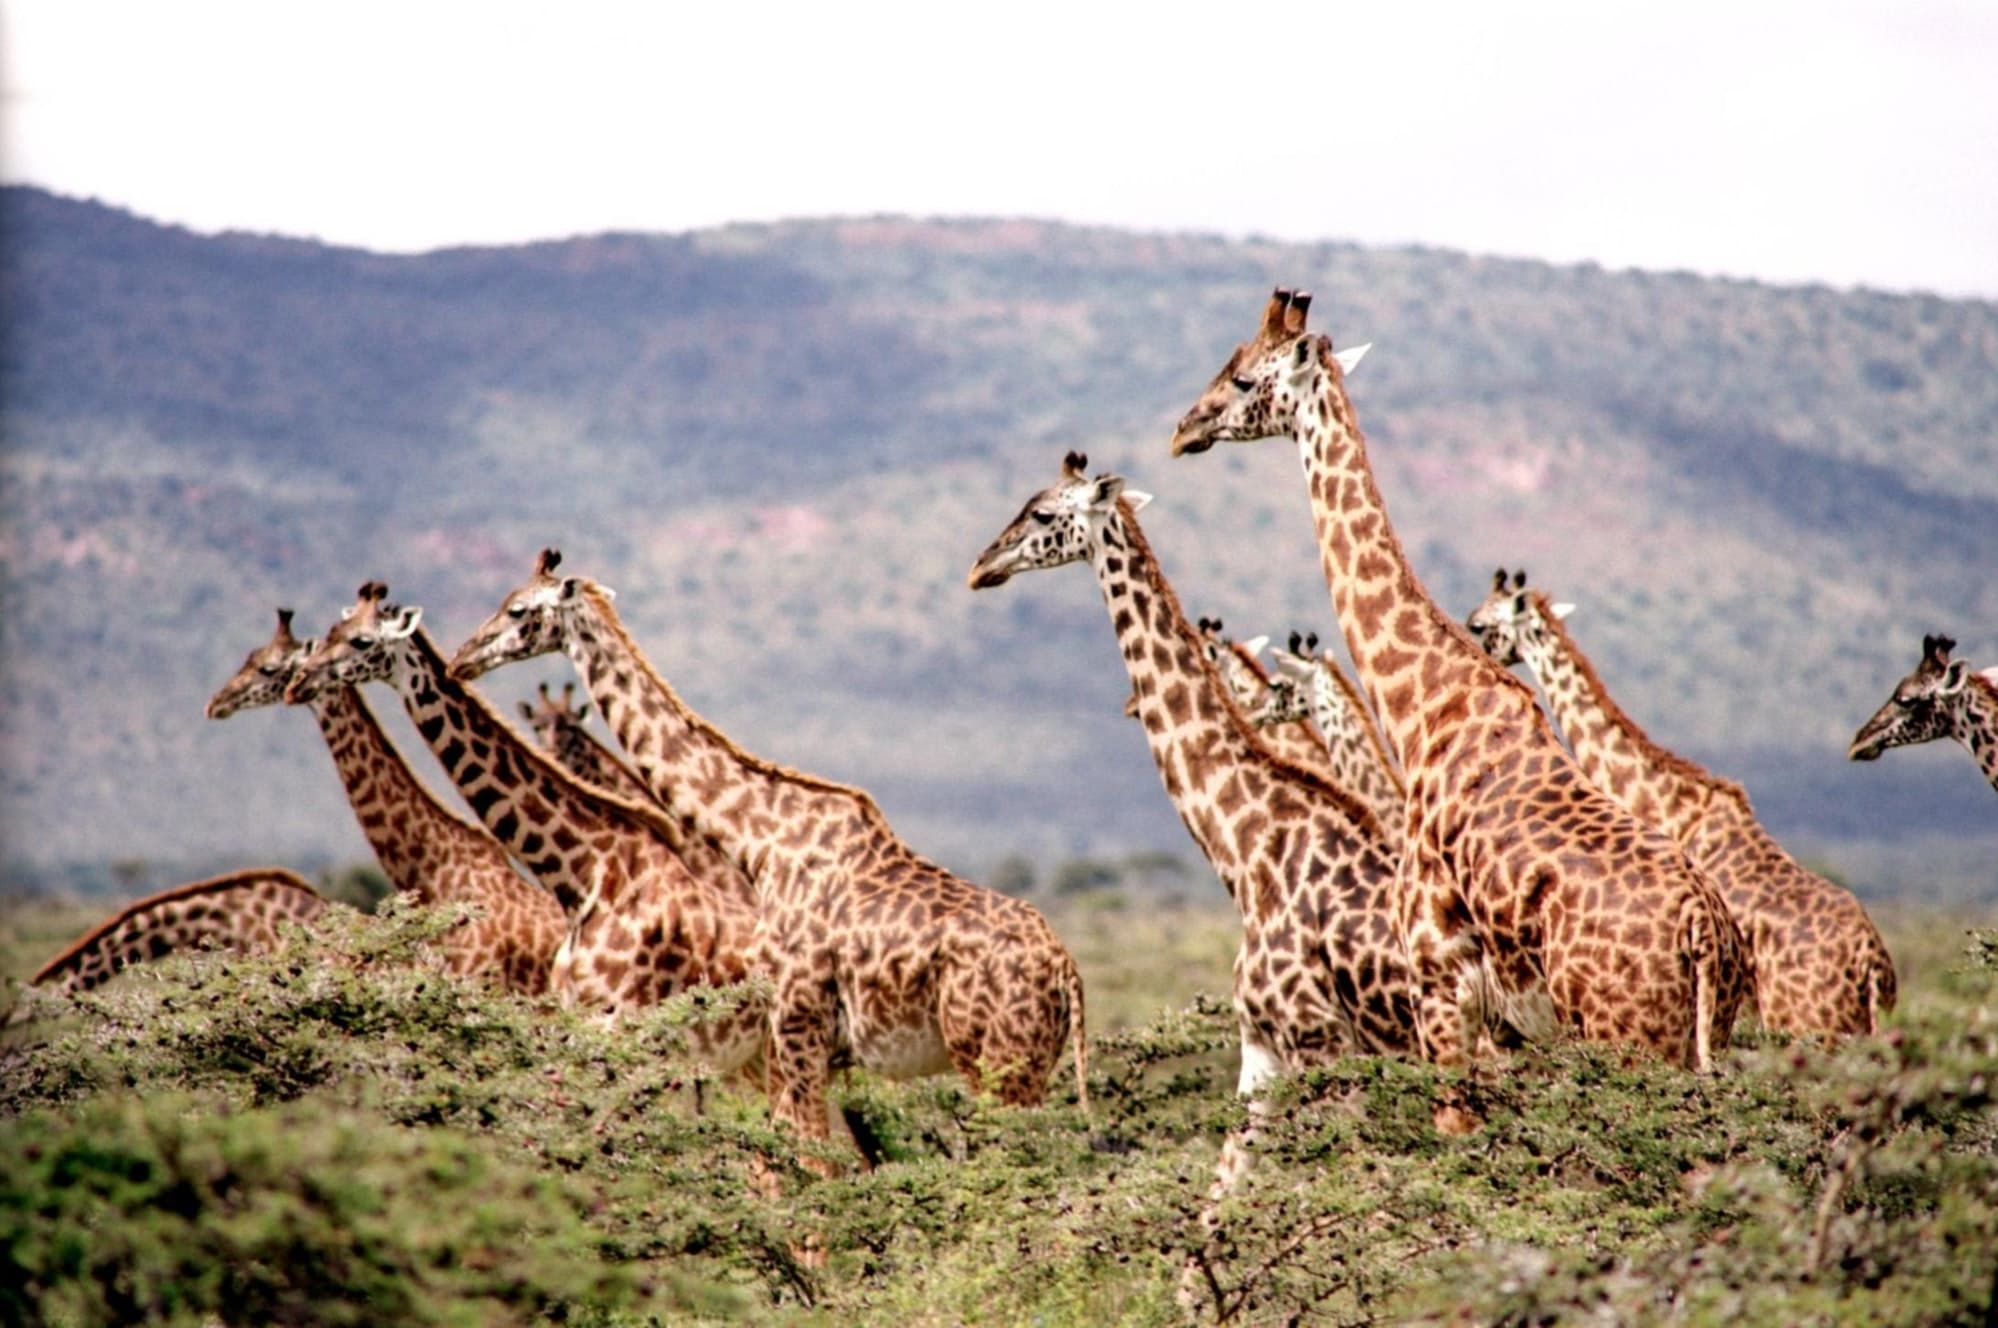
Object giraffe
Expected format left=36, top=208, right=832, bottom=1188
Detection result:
left=1255, top=630, right=1408, bottom=838
left=1170, top=290, right=1748, bottom=1102
left=283, top=584, right=765, bottom=1079
left=968, top=453, right=1418, bottom=1085
left=1468, top=569, right=1896, bottom=1035
left=1192, top=618, right=1348, bottom=785
left=1850, top=633, right=1998, bottom=793
left=31, top=868, right=326, bottom=994
left=520, top=680, right=660, bottom=807
left=446, top=548, right=1088, bottom=1163
left=206, top=607, right=564, bottom=995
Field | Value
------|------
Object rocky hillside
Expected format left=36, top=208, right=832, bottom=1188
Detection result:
left=3, top=187, right=1994, bottom=898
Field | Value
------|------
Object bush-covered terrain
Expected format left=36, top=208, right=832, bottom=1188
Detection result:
left=3, top=896, right=1993, bottom=1325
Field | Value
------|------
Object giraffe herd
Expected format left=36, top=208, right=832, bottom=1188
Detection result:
left=26, top=287, right=1985, bottom=1171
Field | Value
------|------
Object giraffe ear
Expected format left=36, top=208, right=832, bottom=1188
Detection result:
left=1121, top=488, right=1154, bottom=513
left=1242, top=635, right=1270, bottom=658
left=1334, top=342, right=1372, bottom=375
left=382, top=605, right=423, bottom=640
left=1938, top=659, right=1971, bottom=694
left=1550, top=602, right=1576, bottom=620
left=559, top=576, right=582, bottom=601
left=1979, top=665, right=1998, bottom=688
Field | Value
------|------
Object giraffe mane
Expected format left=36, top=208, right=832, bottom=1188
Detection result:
left=574, top=584, right=895, bottom=827
left=1113, top=498, right=1390, bottom=842
left=1526, top=589, right=1749, bottom=808
left=29, top=867, right=321, bottom=985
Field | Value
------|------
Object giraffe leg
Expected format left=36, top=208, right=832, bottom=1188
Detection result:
left=1177, top=1037, right=1284, bottom=1313
left=1396, top=854, right=1485, bottom=1135
left=766, top=967, right=841, bottom=1178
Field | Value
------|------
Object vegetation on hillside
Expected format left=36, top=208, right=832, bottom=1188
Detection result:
left=3, top=186, right=1996, bottom=891
left=3, top=897, right=1993, bottom=1325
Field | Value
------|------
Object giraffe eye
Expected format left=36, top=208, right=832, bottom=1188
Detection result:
left=1230, top=375, right=1256, bottom=392
left=351, top=635, right=376, bottom=650
left=1031, top=510, right=1057, bottom=525
left=507, top=603, right=528, bottom=619
left=257, top=665, right=280, bottom=677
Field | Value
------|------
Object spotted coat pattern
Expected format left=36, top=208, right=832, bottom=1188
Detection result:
left=1468, top=573, right=1895, bottom=1036
left=285, top=585, right=764, bottom=1074
left=971, top=457, right=1415, bottom=1084
left=32, top=869, right=327, bottom=993
left=1170, top=290, right=1749, bottom=1075
left=1850, top=633, right=1998, bottom=794
left=520, top=680, right=661, bottom=808
left=207, top=608, right=563, bottom=995
left=447, top=552, right=1088, bottom=1160
left=1255, top=634, right=1407, bottom=840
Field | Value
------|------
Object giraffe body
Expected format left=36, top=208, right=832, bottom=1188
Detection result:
left=207, top=609, right=564, bottom=995
left=1468, top=572, right=1895, bottom=1036
left=285, top=585, right=764, bottom=1073
left=1171, top=291, right=1748, bottom=1076
left=520, top=680, right=661, bottom=807
left=32, top=869, right=327, bottom=994
left=1255, top=633, right=1407, bottom=839
left=448, top=552, right=1087, bottom=1156
left=969, top=456, right=1417, bottom=1081
left=1851, top=633, right=1998, bottom=794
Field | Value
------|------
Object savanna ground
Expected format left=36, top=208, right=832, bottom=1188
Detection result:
left=1, top=889, right=1994, bottom=1327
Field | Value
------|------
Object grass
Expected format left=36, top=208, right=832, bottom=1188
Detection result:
left=1, top=892, right=1994, bottom=1326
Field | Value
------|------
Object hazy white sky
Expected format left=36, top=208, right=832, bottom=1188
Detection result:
left=5, top=0, right=1995, bottom=296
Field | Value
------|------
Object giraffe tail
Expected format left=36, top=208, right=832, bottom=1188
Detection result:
left=1063, top=954, right=1090, bottom=1113
left=1866, top=943, right=1899, bottom=1034
left=1680, top=886, right=1743, bottom=1074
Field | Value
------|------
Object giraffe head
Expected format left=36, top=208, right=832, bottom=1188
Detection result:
left=1169, top=288, right=1370, bottom=456
left=1849, top=633, right=1976, bottom=761
left=1465, top=568, right=1576, bottom=668
left=207, top=608, right=318, bottom=718
left=1193, top=618, right=1272, bottom=711
left=519, top=680, right=591, bottom=747
left=450, top=548, right=609, bottom=681
left=1253, top=631, right=1321, bottom=727
left=965, top=452, right=1151, bottom=589
left=285, top=581, right=424, bottom=704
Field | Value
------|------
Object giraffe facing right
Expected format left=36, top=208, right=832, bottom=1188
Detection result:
left=1467, top=569, right=1896, bottom=1036
left=1850, top=633, right=1998, bottom=794
left=31, top=868, right=327, bottom=994
left=1170, top=290, right=1748, bottom=1100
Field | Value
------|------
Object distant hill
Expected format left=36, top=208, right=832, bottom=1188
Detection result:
left=3, top=186, right=1994, bottom=900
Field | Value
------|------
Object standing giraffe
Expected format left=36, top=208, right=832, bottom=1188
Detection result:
left=1255, top=630, right=1407, bottom=838
left=207, top=608, right=564, bottom=994
left=1193, top=619, right=1347, bottom=784
left=1170, top=290, right=1747, bottom=1096
left=447, top=549, right=1088, bottom=1161
left=1851, top=633, right=1998, bottom=793
left=970, top=454, right=1420, bottom=1086
left=520, top=680, right=659, bottom=807
left=1468, top=570, right=1896, bottom=1035
left=31, top=868, right=326, bottom=994
left=284, top=585, right=764, bottom=1075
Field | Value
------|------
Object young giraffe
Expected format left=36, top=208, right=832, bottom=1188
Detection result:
left=447, top=550, right=1088, bottom=1160
left=31, top=868, right=326, bottom=994
left=969, top=454, right=1418, bottom=1084
left=1255, top=630, right=1408, bottom=838
left=284, top=584, right=765, bottom=1073
left=520, top=680, right=660, bottom=807
left=1194, top=618, right=1348, bottom=785
left=1171, top=290, right=1748, bottom=1099
left=1468, top=569, right=1896, bottom=1036
left=207, top=608, right=564, bottom=995
left=1851, top=633, right=1998, bottom=794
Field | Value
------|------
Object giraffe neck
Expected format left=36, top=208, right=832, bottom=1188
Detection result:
left=1511, top=601, right=1722, bottom=835
left=1293, top=376, right=1538, bottom=773
left=1090, top=501, right=1383, bottom=903
left=1305, top=662, right=1406, bottom=831
left=307, top=686, right=495, bottom=905
left=385, top=629, right=633, bottom=918
left=562, top=589, right=878, bottom=887
left=1950, top=675, right=1998, bottom=789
